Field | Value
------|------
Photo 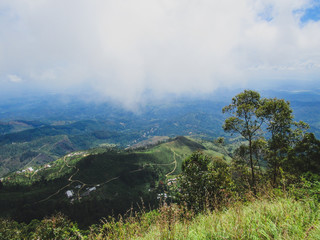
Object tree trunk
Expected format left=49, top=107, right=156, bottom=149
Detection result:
left=249, top=137, right=256, bottom=195
left=273, top=149, right=277, bottom=187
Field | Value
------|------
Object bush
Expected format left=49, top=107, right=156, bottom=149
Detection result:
left=288, top=172, right=320, bottom=202
left=31, top=213, right=83, bottom=240
left=178, top=151, right=234, bottom=212
left=0, top=218, right=27, bottom=240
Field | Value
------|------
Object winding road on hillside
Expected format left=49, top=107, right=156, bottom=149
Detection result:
left=166, top=150, right=177, bottom=177
left=37, top=154, right=86, bottom=203
left=37, top=148, right=179, bottom=203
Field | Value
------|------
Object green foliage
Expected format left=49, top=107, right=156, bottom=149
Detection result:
left=0, top=218, right=27, bottom=240
left=166, top=197, right=320, bottom=240
left=31, top=213, right=83, bottom=240
left=223, top=90, right=315, bottom=190
left=222, top=90, right=262, bottom=140
left=258, top=98, right=294, bottom=185
left=288, top=172, right=320, bottom=202
left=2, top=194, right=320, bottom=240
left=178, top=151, right=234, bottom=212
left=223, top=90, right=263, bottom=194
left=288, top=132, right=320, bottom=175
left=0, top=214, right=84, bottom=240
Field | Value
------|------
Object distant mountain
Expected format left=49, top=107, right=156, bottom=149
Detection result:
left=0, top=100, right=226, bottom=177
left=1, top=88, right=320, bottom=177
left=0, top=120, right=142, bottom=177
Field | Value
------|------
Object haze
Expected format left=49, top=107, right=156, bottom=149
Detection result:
left=0, top=0, right=320, bottom=109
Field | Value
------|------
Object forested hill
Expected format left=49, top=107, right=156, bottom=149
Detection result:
left=0, top=136, right=227, bottom=226
left=0, top=114, right=223, bottom=177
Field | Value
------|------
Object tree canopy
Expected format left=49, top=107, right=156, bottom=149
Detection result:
left=222, top=90, right=263, bottom=194
left=222, top=89, right=315, bottom=189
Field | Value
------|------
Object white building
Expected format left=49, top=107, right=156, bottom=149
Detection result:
left=66, top=190, right=74, bottom=198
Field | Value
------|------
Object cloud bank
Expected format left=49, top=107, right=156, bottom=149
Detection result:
left=0, top=0, right=320, bottom=108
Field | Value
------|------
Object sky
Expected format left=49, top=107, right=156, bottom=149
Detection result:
left=0, top=0, right=320, bottom=109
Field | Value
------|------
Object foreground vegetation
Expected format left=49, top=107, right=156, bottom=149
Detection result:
left=1, top=190, right=319, bottom=239
left=140, top=196, right=320, bottom=240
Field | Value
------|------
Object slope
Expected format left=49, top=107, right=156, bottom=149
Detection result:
left=0, top=136, right=225, bottom=227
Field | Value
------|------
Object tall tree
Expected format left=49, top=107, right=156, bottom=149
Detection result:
left=257, top=98, right=293, bottom=185
left=258, top=99, right=310, bottom=185
left=288, top=132, right=320, bottom=174
left=222, top=90, right=263, bottom=194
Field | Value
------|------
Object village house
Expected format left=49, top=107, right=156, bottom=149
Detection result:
left=66, top=190, right=74, bottom=198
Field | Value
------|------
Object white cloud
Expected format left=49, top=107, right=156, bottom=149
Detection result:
left=7, top=74, right=22, bottom=83
left=0, top=0, right=319, bottom=108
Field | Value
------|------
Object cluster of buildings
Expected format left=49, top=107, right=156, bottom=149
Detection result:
left=66, top=151, right=87, bottom=157
left=15, top=164, right=52, bottom=175
left=65, top=184, right=99, bottom=201
left=16, top=167, right=34, bottom=174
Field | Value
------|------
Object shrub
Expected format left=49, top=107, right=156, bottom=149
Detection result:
left=178, top=151, right=234, bottom=212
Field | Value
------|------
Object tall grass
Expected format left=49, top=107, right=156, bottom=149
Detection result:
left=2, top=196, right=319, bottom=239
left=138, top=197, right=320, bottom=240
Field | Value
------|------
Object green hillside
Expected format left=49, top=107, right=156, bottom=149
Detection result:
left=0, top=136, right=224, bottom=226
left=0, top=120, right=142, bottom=177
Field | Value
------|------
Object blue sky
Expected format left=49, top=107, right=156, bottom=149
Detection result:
left=301, top=1, right=320, bottom=22
left=0, top=0, right=319, bottom=109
